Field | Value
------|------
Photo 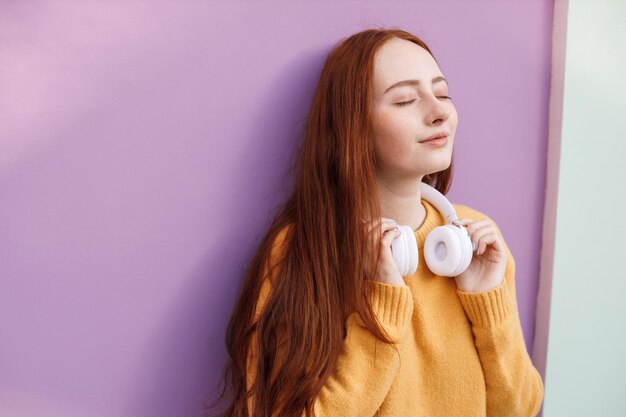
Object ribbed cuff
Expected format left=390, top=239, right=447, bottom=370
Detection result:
left=363, top=280, right=414, bottom=342
left=456, top=278, right=513, bottom=328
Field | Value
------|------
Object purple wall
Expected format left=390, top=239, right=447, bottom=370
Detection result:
left=0, top=1, right=553, bottom=416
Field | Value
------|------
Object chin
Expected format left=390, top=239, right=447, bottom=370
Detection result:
left=423, top=158, right=452, bottom=175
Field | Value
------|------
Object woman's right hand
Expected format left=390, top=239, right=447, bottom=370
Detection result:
left=364, top=217, right=405, bottom=286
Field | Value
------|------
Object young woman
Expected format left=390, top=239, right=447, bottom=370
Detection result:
left=211, top=28, right=544, bottom=417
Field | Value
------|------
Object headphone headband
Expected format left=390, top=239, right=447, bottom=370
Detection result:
left=419, top=182, right=460, bottom=225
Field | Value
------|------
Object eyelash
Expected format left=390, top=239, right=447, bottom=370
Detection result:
left=396, top=96, right=452, bottom=106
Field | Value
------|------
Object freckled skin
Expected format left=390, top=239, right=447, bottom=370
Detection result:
left=370, top=37, right=458, bottom=183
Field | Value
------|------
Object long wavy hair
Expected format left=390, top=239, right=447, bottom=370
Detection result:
left=208, top=27, right=454, bottom=417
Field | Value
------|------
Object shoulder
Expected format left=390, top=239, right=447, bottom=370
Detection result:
left=452, top=203, right=491, bottom=222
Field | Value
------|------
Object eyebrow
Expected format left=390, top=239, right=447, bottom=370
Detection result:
left=383, top=76, right=448, bottom=94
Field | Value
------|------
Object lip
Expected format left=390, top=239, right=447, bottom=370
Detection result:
left=420, top=136, right=448, bottom=147
left=419, top=132, right=449, bottom=143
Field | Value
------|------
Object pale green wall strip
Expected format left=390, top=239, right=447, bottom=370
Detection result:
left=532, top=0, right=568, bottom=393
left=537, top=0, right=626, bottom=415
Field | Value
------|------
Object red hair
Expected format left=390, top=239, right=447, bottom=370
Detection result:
left=208, top=27, right=454, bottom=417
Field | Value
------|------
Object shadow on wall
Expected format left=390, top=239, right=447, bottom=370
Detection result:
left=127, top=45, right=330, bottom=416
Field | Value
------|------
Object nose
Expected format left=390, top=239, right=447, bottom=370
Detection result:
left=423, top=94, right=451, bottom=125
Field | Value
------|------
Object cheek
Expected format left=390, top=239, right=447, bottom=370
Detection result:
left=372, top=113, right=412, bottom=158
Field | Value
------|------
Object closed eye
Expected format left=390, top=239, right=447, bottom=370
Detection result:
left=395, top=99, right=416, bottom=107
left=395, top=96, right=452, bottom=107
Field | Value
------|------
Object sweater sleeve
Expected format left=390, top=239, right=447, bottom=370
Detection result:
left=455, top=214, right=544, bottom=417
left=246, top=276, right=414, bottom=417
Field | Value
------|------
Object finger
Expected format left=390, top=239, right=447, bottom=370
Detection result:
left=452, top=218, right=466, bottom=226
left=484, top=230, right=505, bottom=254
left=381, top=221, right=398, bottom=234
left=453, top=218, right=474, bottom=225
left=454, top=217, right=487, bottom=224
left=455, top=218, right=505, bottom=255
left=366, top=217, right=396, bottom=233
left=452, top=218, right=474, bottom=230
left=476, top=233, right=497, bottom=255
left=467, top=222, right=492, bottom=239
left=374, top=218, right=398, bottom=235
left=381, top=227, right=401, bottom=247
left=468, top=224, right=494, bottom=253
left=456, top=217, right=490, bottom=232
left=474, top=229, right=504, bottom=255
left=453, top=219, right=485, bottom=247
left=367, top=221, right=397, bottom=247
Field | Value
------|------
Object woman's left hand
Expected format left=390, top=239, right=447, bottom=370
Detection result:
left=452, top=217, right=508, bottom=293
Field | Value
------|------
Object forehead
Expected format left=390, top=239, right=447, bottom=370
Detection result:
left=372, top=38, right=442, bottom=95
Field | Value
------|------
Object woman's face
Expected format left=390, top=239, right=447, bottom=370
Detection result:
left=370, top=37, right=458, bottom=182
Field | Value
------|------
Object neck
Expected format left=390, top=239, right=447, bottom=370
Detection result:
left=375, top=174, right=427, bottom=232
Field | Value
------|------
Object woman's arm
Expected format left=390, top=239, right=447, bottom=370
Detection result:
left=246, top=277, right=413, bottom=417
left=455, top=213, right=544, bottom=417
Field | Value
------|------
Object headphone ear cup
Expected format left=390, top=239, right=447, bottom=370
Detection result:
left=391, top=225, right=418, bottom=277
left=455, top=225, right=474, bottom=275
left=423, top=225, right=473, bottom=277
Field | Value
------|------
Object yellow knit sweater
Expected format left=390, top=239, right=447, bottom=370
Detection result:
left=247, top=199, right=544, bottom=416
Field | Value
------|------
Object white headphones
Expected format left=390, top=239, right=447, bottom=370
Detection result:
left=390, top=182, right=473, bottom=277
